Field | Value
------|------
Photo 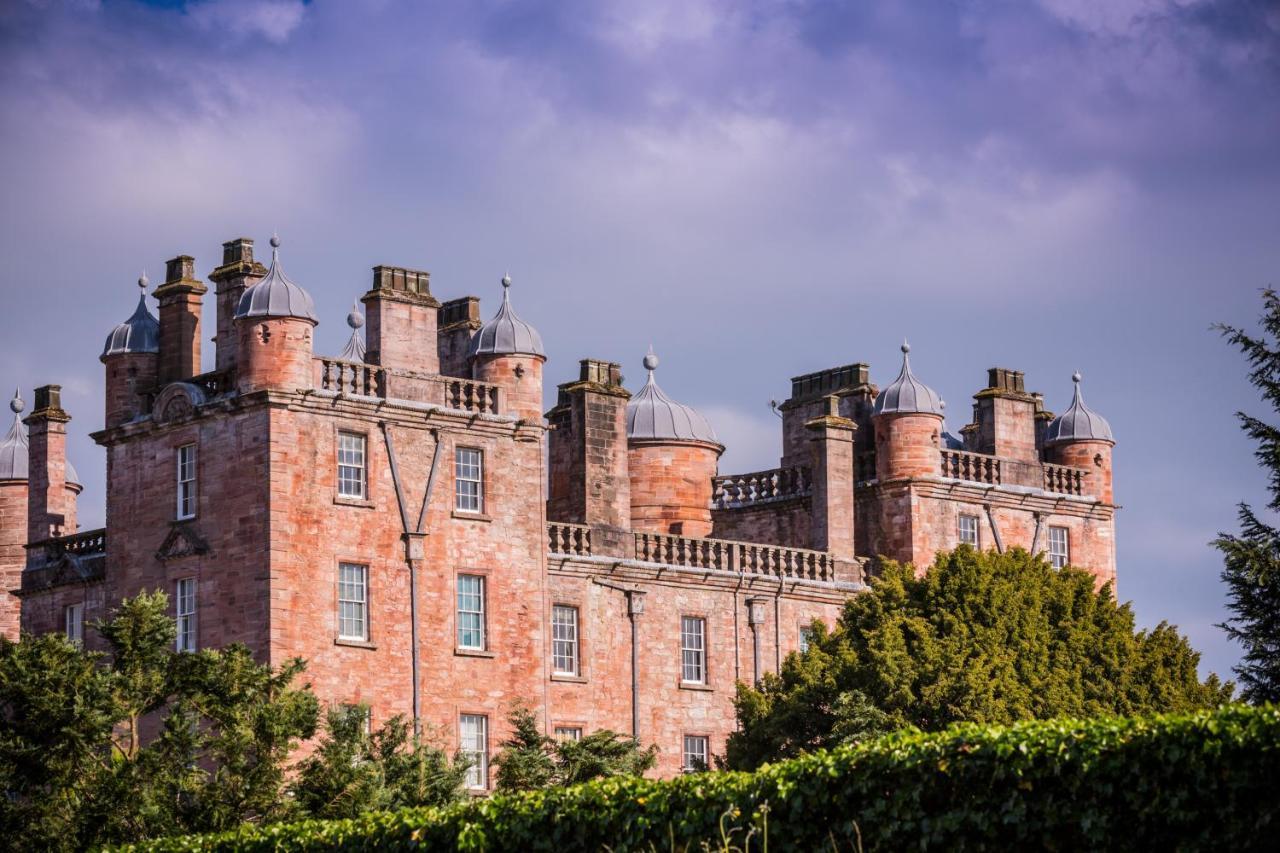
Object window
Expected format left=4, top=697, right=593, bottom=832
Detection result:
left=682, top=735, right=710, bottom=773
left=1049, top=526, right=1070, bottom=569
left=799, top=625, right=814, bottom=654
left=554, top=726, right=583, bottom=742
left=457, top=575, right=486, bottom=650
left=175, top=578, right=197, bottom=652
left=337, top=432, right=367, bottom=499
left=64, top=603, right=83, bottom=646
left=958, top=514, right=980, bottom=547
left=455, top=448, right=483, bottom=513
left=176, top=444, right=197, bottom=520
left=551, top=605, right=579, bottom=676
left=338, top=563, right=368, bottom=641
left=681, top=616, right=706, bottom=684
left=460, top=714, right=488, bottom=789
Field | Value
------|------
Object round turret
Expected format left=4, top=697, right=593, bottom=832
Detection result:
left=873, top=343, right=945, bottom=481
left=625, top=349, right=723, bottom=537
left=101, top=273, right=161, bottom=427
left=1045, top=373, right=1115, bottom=503
left=234, top=236, right=318, bottom=394
left=469, top=276, right=545, bottom=422
left=0, top=389, right=29, bottom=641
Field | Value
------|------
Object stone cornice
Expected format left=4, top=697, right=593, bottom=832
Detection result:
left=866, top=476, right=1116, bottom=516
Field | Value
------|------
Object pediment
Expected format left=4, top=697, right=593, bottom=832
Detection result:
left=155, top=522, right=210, bottom=563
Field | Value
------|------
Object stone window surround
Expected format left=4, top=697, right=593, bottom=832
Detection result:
left=458, top=711, right=489, bottom=791
left=679, top=613, right=710, bottom=688
left=550, top=601, right=584, bottom=681
left=1048, top=525, right=1070, bottom=569
left=334, top=425, right=372, bottom=506
left=455, top=569, right=490, bottom=654
left=957, top=510, right=981, bottom=548
left=453, top=444, right=486, bottom=516
left=682, top=733, right=711, bottom=773
left=175, top=440, right=198, bottom=521
left=335, top=558, right=371, bottom=646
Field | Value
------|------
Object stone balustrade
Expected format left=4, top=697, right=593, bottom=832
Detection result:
left=547, top=522, right=592, bottom=556
left=437, top=377, right=501, bottom=415
left=712, top=465, right=812, bottom=509
left=633, top=531, right=835, bottom=582
left=939, top=449, right=1002, bottom=485
left=1043, top=462, right=1086, bottom=496
left=317, top=358, right=385, bottom=397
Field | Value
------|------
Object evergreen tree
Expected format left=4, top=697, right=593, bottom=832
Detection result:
left=727, top=547, right=1231, bottom=770
left=492, top=705, right=656, bottom=792
left=1215, top=288, right=1280, bottom=703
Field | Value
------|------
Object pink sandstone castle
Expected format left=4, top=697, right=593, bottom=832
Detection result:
left=0, top=235, right=1116, bottom=780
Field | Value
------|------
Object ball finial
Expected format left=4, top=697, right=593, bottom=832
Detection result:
left=347, top=300, right=364, bottom=330
left=501, top=274, right=511, bottom=288
left=1072, top=371, right=1082, bottom=384
left=901, top=340, right=911, bottom=354
left=643, top=346, right=659, bottom=372
left=9, top=388, right=23, bottom=415
left=138, top=270, right=149, bottom=290
left=940, top=399, right=947, bottom=411
left=270, top=233, right=281, bottom=249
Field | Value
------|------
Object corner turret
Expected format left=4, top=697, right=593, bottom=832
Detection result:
left=234, top=235, right=318, bottom=394
left=101, top=272, right=160, bottom=428
left=468, top=275, right=545, bottom=422
left=873, top=343, right=945, bottom=482
left=1045, top=372, right=1115, bottom=503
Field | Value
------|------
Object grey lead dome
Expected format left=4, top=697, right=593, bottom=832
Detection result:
left=626, top=350, right=719, bottom=445
left=873, top=343, right=945, bottom=417
left=1045, top=373, right=1114, bottom=446
left=468, top=276, right=545, bottom=359
left=235, top=235, right=318, bottom=323
left=102, top=274, right=160, bottom=359
left=0, top=388, right=27, bottom=481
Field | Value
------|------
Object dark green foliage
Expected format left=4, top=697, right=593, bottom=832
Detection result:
left=0, top=592, right=319, bottom=851
left=492, top=705, right=656, bottom=792
left=727, top=547, right=1230, bottom=770
left=291, top=705, right=469, bottom=818
left=122, top=704, right=1280, bottom=852
left=1215, top=288, right=1280, bottom=703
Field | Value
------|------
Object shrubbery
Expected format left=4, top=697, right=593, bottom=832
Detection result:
left=125, top=703, right=1279, bottom=852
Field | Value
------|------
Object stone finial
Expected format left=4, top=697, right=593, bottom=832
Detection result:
left=347, top=300, right=365, bottom=330
left=643, top=346, right=659, bottom=374
left=10, top=386, right=23, bottom=415
left=138, top=270, right=149, bottom=291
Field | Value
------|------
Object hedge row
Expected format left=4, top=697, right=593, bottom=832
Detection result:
left=126, top=704, right=1280, bottom=852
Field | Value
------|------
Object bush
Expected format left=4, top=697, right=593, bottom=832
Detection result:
left=122, top=704, right=1279, bottom=852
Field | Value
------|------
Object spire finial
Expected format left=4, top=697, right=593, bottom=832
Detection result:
left=902, top=339, right=910, bottom=354
left=346, top=299, right=364, bottom=330
left=501, top=273, right=512, bottom=302
left=138, top=269, right=149, bottom=291
left=1072, top=370, right=1082, bottom=384
left=643, top=345, right=659, bottom=375
left=269, top=233, right=281, bottom=265
left=9, top=386, right=23, bottom=415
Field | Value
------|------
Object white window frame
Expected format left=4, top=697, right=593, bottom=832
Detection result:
left=454, top=447, right=484, bottom=513
left=799, top=625, right=814, bottom=654
left=682, top=735, right=710, bottom=773
left=460, top=714, right=488, bottom=789
left=175, top=578, right=197, bottom=652
left=554, top=726, right=583, bottom=742
left=1049, top=526, right=1070, bottom=569
left=337, top=562, right=368, bottom=641
left=551, top=605, right=579, bottom=676
left=336, top=431, right=367, bottom=499
left=457, top=574, right=486, bottom=650
left=64, top=603, right=83, bottom=646
left=176, top=444, right=197, bottom=520
left=958, top=513, right=980, bottom=548
left=681, top=616, right=706, bottom=684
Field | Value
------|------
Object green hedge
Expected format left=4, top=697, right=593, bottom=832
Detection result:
left=124, top=704, right=1280, bottom=852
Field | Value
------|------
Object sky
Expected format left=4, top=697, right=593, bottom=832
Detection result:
left=1, top=0, right=1277, bottom=680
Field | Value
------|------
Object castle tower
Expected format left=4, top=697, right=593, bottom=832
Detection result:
left=625, top=349, right=723, bottom=538
left=1044, top=372, right=1115, bottom=504
left=468, top=275, right=546, bottom=423
left=546, top=359, right=632, bottom=529
left=153, top=255, right=208, bottom=384
left=208, top=238, right=267, bottom=373
left=0, top=389, right=29, bottom=639
left=101, top=273, right=160, bottom=429
left=234, top=236, right=319, bottom=395
left=23, top=385, right=81, bottom=546
left=872, top=343, right=945, bottom=482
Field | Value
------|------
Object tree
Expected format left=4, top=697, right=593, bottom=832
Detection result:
left=291, top=705, right=469, bottom=819
left=727, top=547, right=1231, bottom=770
left=492, top=706, right=657, bottom=792
left=1215, top=288, right=1280, bottom=703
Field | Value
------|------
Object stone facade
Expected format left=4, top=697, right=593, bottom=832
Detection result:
left=3, top=234, right=1118, bottom=781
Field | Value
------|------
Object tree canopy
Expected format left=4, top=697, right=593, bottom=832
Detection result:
left=492, top=706, right=656, bottom=792
left=727, top=547, right=1231, bottom=770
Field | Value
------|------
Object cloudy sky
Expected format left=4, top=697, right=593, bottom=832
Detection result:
left=1, top=0, right=1277, bottom=678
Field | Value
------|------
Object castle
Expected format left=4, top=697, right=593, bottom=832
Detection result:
left=0, top=235, right=1116, bottom=780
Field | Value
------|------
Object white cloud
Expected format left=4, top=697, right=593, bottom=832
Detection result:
left=188, top=0, right=307, bottom=44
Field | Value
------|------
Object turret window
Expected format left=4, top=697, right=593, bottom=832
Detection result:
left=175, top=578, right=197, bottom=652
left=681, top=616, right=707, bottom=684
left=176, top=444, right=197, bottom=520
left=958, top=514, right=980, bottom=547
left=1048, top=526, right=1070, bottom=569
left=337, top=432, right=367, bottom=499
left=455, top=448, right=484, bottom=513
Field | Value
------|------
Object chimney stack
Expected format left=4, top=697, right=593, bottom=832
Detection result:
left=362, top=265, right=440, bottom=375
left=209, top=238, right=266, bottom=373
left=546, top=359, right=631, bottom=529
left=24, top=385, right=75, bottom=546
left=154, top=255, right=208, bottom=383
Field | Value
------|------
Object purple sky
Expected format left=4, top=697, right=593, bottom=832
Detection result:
left=2, top=0, right=1277, bottom=680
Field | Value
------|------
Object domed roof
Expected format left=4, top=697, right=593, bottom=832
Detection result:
left=626, top=349, right=719, bottom=445
left=1045, top=373, right=1113, bottom=446
left=235, top=235, right=318, bottom=323
left=102, top=273, right=160, bottom=360
left=468, top=276, right=545, bottom=359
left=873, top=343, right=945, bottom=417
left=0, top=388, right=28, bottom=481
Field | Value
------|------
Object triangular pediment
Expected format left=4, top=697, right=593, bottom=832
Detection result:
left=155, top=522, right=210, bottom=563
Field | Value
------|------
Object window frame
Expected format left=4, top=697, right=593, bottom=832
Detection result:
left=175, top=577, right=198, bottom=652
left=336, top=430, right=368, bottom=500
left=337, top=562, right=369, bottom=642
left=454, top=447, right=484, bottom=514
left=798, top=624, right=814, bottom=654
left=64, top=603, right=83, bottom=646
left=680, top=615, right=707, bottom=685
left=554, top=726, right=583, bottom=742
left=957, top=513, right=980, bottom=548
left=456, top=574, right=487, bottom=651
left=459, top=713, right=489, bottom=790
left=551, top=604, right=580, bottom=676
left=682, top=734, right=710, bottom=773
left=1048, top=526, right=1070, bottom=569
left=176, top=443, right=197, bottom=520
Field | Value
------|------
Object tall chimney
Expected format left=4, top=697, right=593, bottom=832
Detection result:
left=154, top=255, right=208, bottom=384
left=24, top=385, right=74, bottom=546
left=546, top=359, right=631, bottom=529
left=362, top=265, right=440, bottom=375
left=971, top=368, right=1039, bottom=463
left=209, top=238, right=266, bottom=373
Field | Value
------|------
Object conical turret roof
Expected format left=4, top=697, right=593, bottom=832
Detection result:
left=625, top=349, right=719, bottom=445
left=1045, top=373, right=1113, bottom=445
left=0, top=388, right=27, bottom=481
left=102, top=273, right=160, bottom=359
left=873, top=343, right=945, bottom=417
left=235, top=235, right=318, bottom=323
left=468, top=276, right=545, bottom=359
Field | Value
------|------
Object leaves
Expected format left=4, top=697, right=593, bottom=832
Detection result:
left=492, top=705, right=657, bottom=793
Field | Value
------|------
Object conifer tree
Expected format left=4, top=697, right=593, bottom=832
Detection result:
left=1215, top=288, right=1280, bottom=702
left=492, top=705, right=656, bottom=792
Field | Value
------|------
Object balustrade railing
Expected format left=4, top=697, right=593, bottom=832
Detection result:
left=632, top=531, right=834, bottom=581
left=439, top=377, right=500, bottom=414
left=318, top=358, right=384, bottom=397
left=547, top=522, right=592, bottom=556
left=1043, top=462, right=1086, bottom=496
left=939, top=449, right=1001, bottom=485
left=712, top=466, right=811, bottom=509
left=32, top=527, right=107, bottom=558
